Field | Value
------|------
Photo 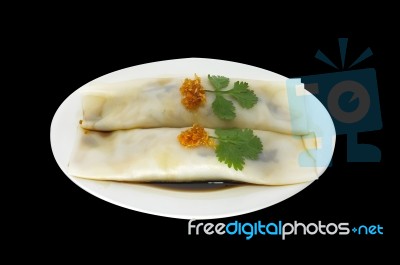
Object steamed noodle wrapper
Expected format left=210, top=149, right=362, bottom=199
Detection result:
left=68, top=128, right=318, bottom=185
left=80, top=76, right=308, bottom=135
left=70, top=75, right=318, bottom=185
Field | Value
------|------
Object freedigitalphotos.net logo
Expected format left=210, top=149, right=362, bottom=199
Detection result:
left=295, top=38, right=382, bottom=163
left=188, top=220, right=384, bottom=240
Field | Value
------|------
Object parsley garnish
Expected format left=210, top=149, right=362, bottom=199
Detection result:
left=178, top=125, right=263, bottom=171
left=207, top=75, right=258, bottom=120
left=208, top=75, right=230, bottom=91
left=211, top=128, right=263, bottom=170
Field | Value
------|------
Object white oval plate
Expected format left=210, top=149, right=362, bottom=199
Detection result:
left=50, top=58, right=335, bottom=219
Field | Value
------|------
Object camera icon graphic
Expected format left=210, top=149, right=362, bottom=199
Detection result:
left=300, top=38, right=382, bottom=163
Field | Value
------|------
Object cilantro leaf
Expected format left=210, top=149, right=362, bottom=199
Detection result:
left=227, top=81, right=258, bottom=109
left=212, top=94, right=236, bottom=120
left=214, top=128, right=263, bottom=171
left=208, top=75, right=229, bottom=91
left=215, top=139, right=245, bottom=170
left=239, top=129, right=263, bottom=160
left=206, top=75, right=259, bottom=120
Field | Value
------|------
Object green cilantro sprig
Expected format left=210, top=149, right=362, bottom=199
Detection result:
left=206, top=75, right=258, bottom=120
left=210, top=128, right=263, bottom=170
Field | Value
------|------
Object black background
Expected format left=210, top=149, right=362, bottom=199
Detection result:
left=42, top=18, right=391, bottom=250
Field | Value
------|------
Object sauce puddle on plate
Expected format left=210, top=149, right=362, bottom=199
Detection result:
left=132, top=182, right=243, bottom=192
